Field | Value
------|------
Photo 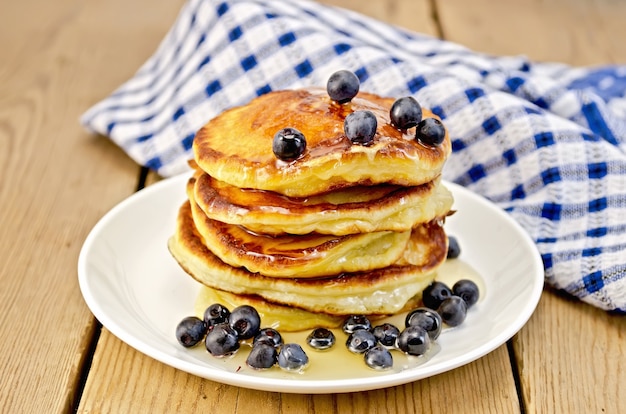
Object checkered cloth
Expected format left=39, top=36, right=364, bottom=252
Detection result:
left=81, top=0, right=626, bottom=313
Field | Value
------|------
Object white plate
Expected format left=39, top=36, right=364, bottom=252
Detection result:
left=78, top=174, right=543, bottom=394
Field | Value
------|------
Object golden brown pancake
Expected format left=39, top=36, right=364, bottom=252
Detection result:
left=168, top=201, right=446, bottom=315
left=191, top=201, right=411, bottom=278
left=187, top=175, right=447, bottom=278
left=194, top=286, right=346, bottom=331
left=188, top=182, right=414, bottom=278
left=193, top=171, right=454, bottom=236
left=193, top=88, right=451, bottom=197
left=193, top=284, right=425, bottom=332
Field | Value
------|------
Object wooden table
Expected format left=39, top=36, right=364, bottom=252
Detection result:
left=2, top=0, right=624, bottom=412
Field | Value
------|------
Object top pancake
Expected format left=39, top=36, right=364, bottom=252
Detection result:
left=193, top=88, right=451, bottom=197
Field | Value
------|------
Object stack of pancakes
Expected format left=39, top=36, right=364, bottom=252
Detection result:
left=168, top=88, right=454, bottom=331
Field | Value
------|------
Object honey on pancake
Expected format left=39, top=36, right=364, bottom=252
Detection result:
left=192, top=88, right=451, bottom=197
left=191, top=207, right=412, bottom=278
left=187, top=176, right=420, bottom=277
left=168, top=201, right=446, bottom=316
left=192, top=171, right=454, bottom=236
left=186, top=256, right=485, bottom=378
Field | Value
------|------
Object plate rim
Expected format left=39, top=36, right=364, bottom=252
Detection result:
left=77, top=173, right=544, bottom=394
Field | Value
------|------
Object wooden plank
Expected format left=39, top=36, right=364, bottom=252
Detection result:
left=0, top=0, right=186, bottom=412
left=78, top=329, right=520, bottom=413
left=438, top=1, right=626, bottom=412
left=437, top=0, right=626, bottom=64
left=316, top=0, right=439, bottom=36
left=513, top=291, right=626, bottom=413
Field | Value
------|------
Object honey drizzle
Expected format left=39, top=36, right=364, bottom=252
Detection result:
left=190, top=259, right=484, bottom=380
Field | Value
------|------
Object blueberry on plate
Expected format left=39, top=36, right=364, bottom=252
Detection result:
left=246, top=343, right=278, bottom=370
left=422, top=281, right=453, bottom=310
left=273, top=127, right=307, bottom=161
left=228, top=305, right=261, bottom=340
left=175, top=316, right=207, bottom=348
left=453, top=279, right=480, bottom=308
left=277, top=343, right=309, bottom=372
left=364, top=345, right=394, bottom=370
left=390, top=96, right=422, bottom=130
left=404, top=307, right=443, bottom=340
left=253, top=327, right=283, bottom=348
left=306, top=328, right=336, bottom=350
left=371, top=323, right=400, bottom=347
left=327, top=69, right=360, bottom=103
left=396, top=325, right=431, bottom=356
left=447, top=235, right=461, bottom=259
left=416, top=118, right=445, bottom=146
left=344, top=110, right=377, bottom=145
left=205, top=323, right=240, bottom=357
left=346, top=329, right=377, bottom=354
left=437, top=296, right=468, bottom=327
left=203, top=303, right=230, bottom=329
left=342, top=314, right=372, bottom=334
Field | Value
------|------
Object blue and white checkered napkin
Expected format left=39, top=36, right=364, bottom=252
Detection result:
left=81, top=0, right=626, bottom=313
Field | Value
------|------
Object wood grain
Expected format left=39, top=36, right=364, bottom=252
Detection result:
left=78, top=329, right=519, bottom=413
left=438, top=1, right=626, bottom=413
left=316, top=0, right=439, bottom=36
left=438, top=0, right=626, bottom=65
left=513, top=290, right=626, bottom=413
left=0, top=0, right=185, bottom=412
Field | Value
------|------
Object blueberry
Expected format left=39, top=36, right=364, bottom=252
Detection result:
left=246, top=343, right=278, bottom=370
left=273, top=127, right=307, bottom=161
left=422, top=281, right=453, bottom=310
left=437, top=296, right=468, bottom=327
left=327, top=70, right=360, bottom=103
left=205, top=323, right=240, bottom=357
left=452, top=279, right=480, bottom=308
left=342, top=314, right=372, bottom=334
left=364, top=345, right=394, bottom=370
left=346, top=329, right=377, bottom=354
left=390, top=96, right=422, bottom=130
left=175, top=316, right=207, bottom=348
left=404, top=307, right=443, bottom=340
left=203, top=303, right=230, bottom=329
left=447, top=235, right=461, bottom=259
left=396, top=326, right=431, bottom=356
left=277, top=343, right=309, bottom=372
left=306, top=328, right=336, bottom=350
left=371, top=323, right=400, bottom=347
left=253, top=327, right=283, bottom=348
left=416, top=118, right=445, bottom=146
left=344, top=110, right=377, bottom=145
left=228, top=305, right=261, bottom=340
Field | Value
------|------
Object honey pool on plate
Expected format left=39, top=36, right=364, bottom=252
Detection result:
left=187, top=258, right=484, bottom=380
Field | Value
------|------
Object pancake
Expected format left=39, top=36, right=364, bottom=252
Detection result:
left=191, top=200, right=411, bottom=278
left=168, top=201, right=447, bottom=315
left=188, top=175, right=447, bottom=278
left=194, top=286, right=345, bottom=331
left=193, top=171, right=454, bottom=236
left=193, top=285, right=424, bottom=332
left=192, top=88, right=451, bottom=197
left=188, top=179, right=415, bottom=278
